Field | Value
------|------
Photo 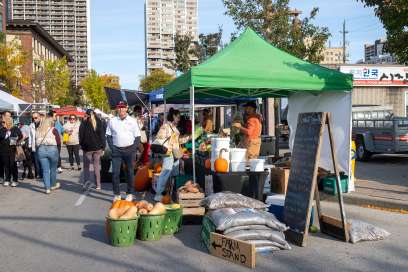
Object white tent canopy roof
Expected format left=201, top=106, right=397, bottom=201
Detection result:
left=0, top=90, right=28, bottom=112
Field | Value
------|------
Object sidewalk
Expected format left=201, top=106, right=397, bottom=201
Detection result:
left=321, top=178, right=408, bottom=210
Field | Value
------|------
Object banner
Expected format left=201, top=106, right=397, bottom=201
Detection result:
left=340, top=65, right=408, bottom=86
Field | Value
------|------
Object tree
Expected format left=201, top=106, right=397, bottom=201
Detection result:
left=139, top=69, right=174, bottom=92
left=195, top=27, right=223, bottom=62
left=0, top=33, right=29, bottom=96
left=171, top=33, right=198, bottom=73
left=100, top=74, right=121, bottom=89
left=81, top=69, right=108, bottom=111
left=222, top=0, right=330, bottom=63
left=358, top=0, right=408, bottom=64
left=44, top=58, right=71, bottom=105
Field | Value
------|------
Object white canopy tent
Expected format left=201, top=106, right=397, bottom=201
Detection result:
left=0, top=90, right=29, bottom=114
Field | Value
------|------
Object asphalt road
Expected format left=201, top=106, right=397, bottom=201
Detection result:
left=0, top=157, right=407, bottom=272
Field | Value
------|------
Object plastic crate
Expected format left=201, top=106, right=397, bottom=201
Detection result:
left=107, top=217, right=139, bottom=247
left=322, top=175, right=348, bottom=195
left=137, top=214, right=165, bottom=241
left=162, top=206, right=183, bottom=235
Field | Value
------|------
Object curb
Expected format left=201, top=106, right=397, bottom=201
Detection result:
left=320, top=192, right=408, bottom=211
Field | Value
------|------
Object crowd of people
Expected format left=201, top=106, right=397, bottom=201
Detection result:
left=0, top=100, right=261, bottom=202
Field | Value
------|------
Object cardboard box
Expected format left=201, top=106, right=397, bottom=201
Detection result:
left=270, top=167, right=290, bottom=194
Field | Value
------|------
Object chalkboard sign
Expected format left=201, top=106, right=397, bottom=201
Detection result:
left=284, top=112, right=326, bottom=246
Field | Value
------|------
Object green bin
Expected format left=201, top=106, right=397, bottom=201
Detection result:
left=323, top=175, right=348, bottom=195
left=137, top=214, right=165, bottom=241
left=163, top=206, right=183, bottom=235
left=107, top=217, right=139, bottom=247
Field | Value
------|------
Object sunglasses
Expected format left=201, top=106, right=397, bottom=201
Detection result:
left=69, top=118, right=76, bottom=120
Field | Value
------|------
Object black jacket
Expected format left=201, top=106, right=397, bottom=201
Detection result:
left=0, top=126, right=23, bottom=154
left=79, top=118, right=106, bottom=152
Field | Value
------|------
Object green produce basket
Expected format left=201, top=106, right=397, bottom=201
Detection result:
left=163, top=206, right=183, bottom=235
left=107, top=217, right=139, bottom=247
left=137, top=214, right=165, bottom=241
left=323, top=175, right=348, bottom=195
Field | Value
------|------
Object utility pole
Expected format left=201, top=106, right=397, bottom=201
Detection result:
left=340, top=20, right=349, bottom=63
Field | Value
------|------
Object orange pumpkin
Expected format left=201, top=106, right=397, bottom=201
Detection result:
left=214, top=148, right=229, bottom=173
left=204, top=158, right=211, bottom=170
left=134, top=165, right=151, bottom=191
left=161, top=194, right=172, bottom=204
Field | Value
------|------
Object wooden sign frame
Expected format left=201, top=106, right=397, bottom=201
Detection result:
left=284, top=112, right=349, bottom=247
left=209, top=232, right=256, bottom=269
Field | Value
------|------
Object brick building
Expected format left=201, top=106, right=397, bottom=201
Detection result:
left=6, top=20, right=72, bottom=102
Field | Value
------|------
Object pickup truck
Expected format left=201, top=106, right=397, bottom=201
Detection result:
left=352, top=106, right=408, bottom=161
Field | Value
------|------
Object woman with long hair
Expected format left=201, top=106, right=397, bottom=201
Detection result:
left=154, top=108, right=190, bottom=202
left=79, top=109, right=106, bottom=190
left=0, top=116, right=23, bottom=187
left=36, top=117, right=61, bottom=194
left=63, top=114, right=81, bottom=170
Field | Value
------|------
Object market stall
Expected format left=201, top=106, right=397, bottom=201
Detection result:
left=163, top=28, right=353, bottom=184
left=0, top=89, right=30, bottom=114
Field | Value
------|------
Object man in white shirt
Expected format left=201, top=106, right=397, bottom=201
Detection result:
left=106, top=101, right=141, bottom=202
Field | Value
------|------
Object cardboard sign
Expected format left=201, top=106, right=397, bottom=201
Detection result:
left=209, top=232, right=255, bottom=269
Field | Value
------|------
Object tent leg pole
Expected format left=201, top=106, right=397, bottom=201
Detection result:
left=164, top=99, right=167, bottom=117
left=190, top=86, right=196, bottom=184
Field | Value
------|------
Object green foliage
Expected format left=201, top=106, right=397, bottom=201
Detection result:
left=195, top=27, right=223, bottom=62
left=139, top=69, right=174, bottom=92
left=44, top=58, right=71, bottom=105
left=81, top=69, right=109, bottom=111
left=222, top=0, right=330, bottom=63
left=359, top=0, right=408, bottom=64
left=172, top=33, right=197, bottom=73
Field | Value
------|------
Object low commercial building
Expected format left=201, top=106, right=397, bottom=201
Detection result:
left=6, top=20, right=72, bottom=102
left=340, top=64, right=408, bottom=117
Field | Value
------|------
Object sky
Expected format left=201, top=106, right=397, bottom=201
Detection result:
left=91, top=0, right=386, bottom=90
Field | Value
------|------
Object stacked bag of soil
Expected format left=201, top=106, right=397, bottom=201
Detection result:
left=200, top=192, right=291, bottom=253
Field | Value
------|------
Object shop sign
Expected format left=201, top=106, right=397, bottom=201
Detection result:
left=340, top=66, right=408, bottom=86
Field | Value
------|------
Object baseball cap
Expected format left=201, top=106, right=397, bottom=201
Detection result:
left=243, top=101, right=257, bottom=109
left=116, top=101, right=128, bottom=109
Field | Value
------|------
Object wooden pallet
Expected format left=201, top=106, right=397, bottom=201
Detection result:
left=182, top=207, right=205, bottom=216
left=177, top=190, right=205, bottom=216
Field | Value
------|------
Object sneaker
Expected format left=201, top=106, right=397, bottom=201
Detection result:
left=45, top=189, right=51, bottom=194
left=51, top=182, right=61, bottom=190
left=113, top=195, right=121, bottom=202
left=153, top=194, right=163, bottom=202
left=77, top=166, right=82, bottom=171
left=57, top=167, right=63, bottom=173
left=27, top=173, right=34, bottom=179
left=71, top=166, right=74, bottom=170
left=3, top=181, right=10, bottom=187
left=11, top=182, right=18, bottom=187
left=125, top=194, right=134, bottom=202
left=95, top=186, right=101, bottom=190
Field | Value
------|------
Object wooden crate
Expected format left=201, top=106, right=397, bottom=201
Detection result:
left=182, top=207, right=205, bottom=216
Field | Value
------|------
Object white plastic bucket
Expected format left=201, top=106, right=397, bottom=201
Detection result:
left=211, top=137, right=230, bottom=150
left=250, top=159, right=265, bottom=172
left=230, top=148, right=247, bottom=162
left=230, top=161, right=246, bottom=172
left=211, top=148, right=230, bottom=161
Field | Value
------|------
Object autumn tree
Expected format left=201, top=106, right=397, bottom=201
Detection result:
left=139, top=69, right=174, bottom=92
left=0, top=33, right=29, bottom=96
left=358, top=0, right=408, bottom=63
left=222, top=0, right=330, bottom=63
left=100, top=74, right=121, bottom=89
left=195, top=27, right=223, bottom=62
left=81, top=69, right=109, bottom=111
left=171, top=33, right=199, bottom=73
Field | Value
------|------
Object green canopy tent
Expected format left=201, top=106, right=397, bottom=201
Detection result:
left=163, top=27, right=353, bottom=183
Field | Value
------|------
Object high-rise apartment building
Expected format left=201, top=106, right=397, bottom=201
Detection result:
left=145, top=0, right=198, bottom=75
left=7, top=0, right=91, bottom=86
left=320, top=47, right=344, bottom=65
left=364, top=39, right=397, bottom=64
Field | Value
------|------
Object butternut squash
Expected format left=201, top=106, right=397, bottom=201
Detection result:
left=108, top=208, right=120, bottom=219
left=149, top=202, right=166, bottom=215
left=119, top=206, right=138, bottom=220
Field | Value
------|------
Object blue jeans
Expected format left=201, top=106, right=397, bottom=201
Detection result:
left=156, top=156, right=179, bottom=197
left=111, top=150, right=135, bottom=196
left=37, top=145, right=59, bottom=189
